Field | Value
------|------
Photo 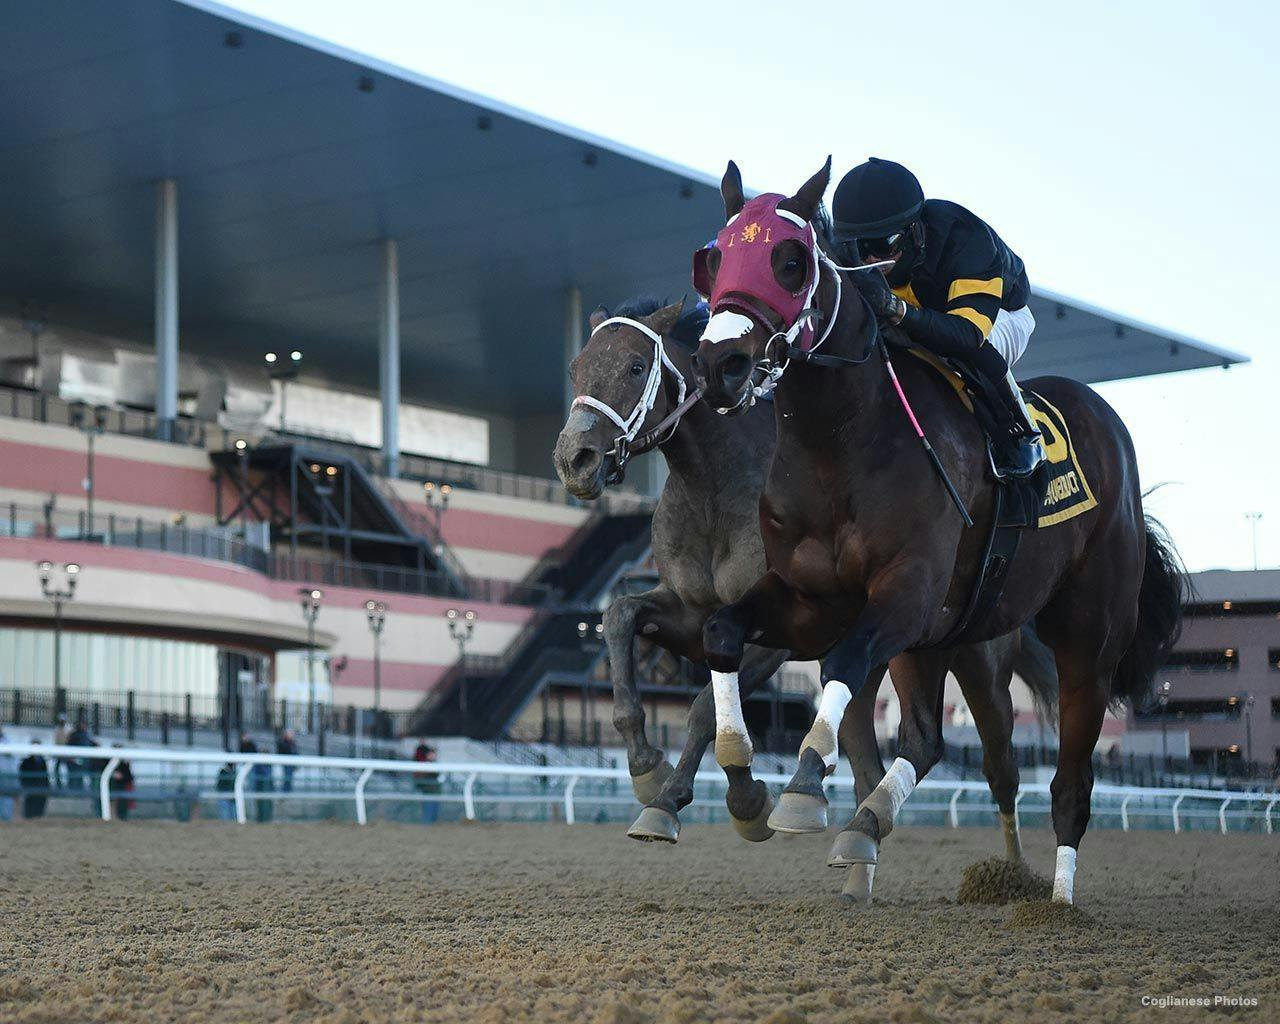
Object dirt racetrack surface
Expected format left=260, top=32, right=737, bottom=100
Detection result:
left=2, top=820, right=1277, bottom=1023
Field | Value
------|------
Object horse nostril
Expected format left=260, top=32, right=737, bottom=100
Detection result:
left=723, top=353, right=751, bottom=383
left=571, top=446, right=602, bottom=475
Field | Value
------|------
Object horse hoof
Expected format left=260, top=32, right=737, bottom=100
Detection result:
left=714, top=731, right=753, bottom=769
left=730, top=791, right=776, bottom=843
left=630, top=760, right=674, bottom=805
left=627, top=806, right=681, bottom=844
left=840, top=863, right=875, bottom=904
left=766, top=791, right=828, bottom=834
left=827, top=829, right=879, bottom=868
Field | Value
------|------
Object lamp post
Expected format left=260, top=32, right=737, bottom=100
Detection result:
left=298, top=588, right=323, bottom=734
left=37, top=561, right=80, bottom=698
left=1243, top=693, right=1255, bottom=771
left=1245, top=512, right=1263, bottom=570
left=577, top=619, right=605, bottom=745
left=365, top=600, right=388, bottom=718
left=233, top=438, right=250, bottom=527
left=70, top=403, right=109, bottom=536
left=266, top=350, right=302, bottom=432
left=1158, top=679, right=1172, bottom=768
left=445, top=608, right=477, bottom=720
left=423, top=481, right=451, bottom=533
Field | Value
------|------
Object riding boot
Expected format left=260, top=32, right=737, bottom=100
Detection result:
left=993, top=367, right=1046, bottom=478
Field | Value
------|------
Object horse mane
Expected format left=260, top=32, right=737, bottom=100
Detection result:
left=613, top=295, right=708, bottom=353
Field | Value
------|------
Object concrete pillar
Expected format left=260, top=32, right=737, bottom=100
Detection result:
left=379, top=238, right=401, bottom=477
left=563, top=285, right=583, bottom=416
left=154, top=179, right=179, bottom=441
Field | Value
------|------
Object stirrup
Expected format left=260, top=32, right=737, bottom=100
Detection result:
left=989, top=432, right=1045, bottom=480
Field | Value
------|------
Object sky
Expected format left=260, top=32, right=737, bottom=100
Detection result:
left=226, top=0, right=1279, bottom=572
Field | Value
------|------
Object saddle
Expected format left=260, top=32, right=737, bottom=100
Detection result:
left=898, top=346, right=1098, bottom=647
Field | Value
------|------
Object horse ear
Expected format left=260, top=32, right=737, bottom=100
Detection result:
left=644, top=298, right=685, bottom=338
left=721, top=160, right=745, bottom=221
left=588, top=305, right=610, bottom=332
left=779, top=156, right=832, bottom=222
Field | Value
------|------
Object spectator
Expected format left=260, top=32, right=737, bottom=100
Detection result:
left=0, top=726, right=16, bottom=822
left=51, top=713, right=70, bottom=789
left=276, top=729, right=298, bottom=793
left=240, top=734, right=273, bottom=823
left=413, top=740, right=441, bottom=824
left=215, top=762, right=237, bottom=821
left=66, top=716, right=97, bottom=791
left=109, top=744, right=134, bottom=821
left=19, top=741, right=50, bottom=819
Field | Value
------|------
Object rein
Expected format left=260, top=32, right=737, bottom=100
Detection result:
left=571, top=316, right=699, bottom=483
left=741, top=249, right=975, bottom=527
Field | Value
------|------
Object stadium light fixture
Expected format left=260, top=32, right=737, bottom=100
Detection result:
left=36, top=561, right=80, bottom=691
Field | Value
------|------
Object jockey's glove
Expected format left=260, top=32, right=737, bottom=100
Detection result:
left=852, top=269, right=907, bottom=325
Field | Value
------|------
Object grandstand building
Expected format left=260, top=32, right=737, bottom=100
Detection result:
left=0, top=0, right=1247, bottom=750
left=1125, top=570, right=1280, bottom=775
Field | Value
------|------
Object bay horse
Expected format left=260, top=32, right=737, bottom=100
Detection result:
left=553, top=297, right=1059, bottom=897
left=690, top=159, right=1184, bottom=904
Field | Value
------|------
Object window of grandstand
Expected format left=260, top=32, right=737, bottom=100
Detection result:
left=0, top=628, right=219, bottom=710
left=1270, top=649, right=1280, bottom=671
left=1134, top=697, right=1245, bottom=722
left=266, top=382, right=489, bottom=465
left=1162, top=648, right=1240, bottom=672
left=1190, top=746, right=1247, bottom=771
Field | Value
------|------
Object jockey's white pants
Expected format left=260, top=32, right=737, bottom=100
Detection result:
left=989, top=305, right=1035, bottom=366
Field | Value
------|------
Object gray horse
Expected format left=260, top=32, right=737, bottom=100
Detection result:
left=553, top=298, right=1056, bottom=897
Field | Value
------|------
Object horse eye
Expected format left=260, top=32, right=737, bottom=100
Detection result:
left=785, top=258, right=800, bottom=272
left=629, top=360, right=646, bottom=377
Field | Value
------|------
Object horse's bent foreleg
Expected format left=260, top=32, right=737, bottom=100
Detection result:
left=771, top=578, right=936, bottom=836
left=722, top=646, right=790, bottom=841
left=702, top=571, right=799, bottom=770
left=952, top=633, right=1024, bottom=862
left=603, top=587, right=701, bottom=802
left=841, top=664, right=888, bottom=806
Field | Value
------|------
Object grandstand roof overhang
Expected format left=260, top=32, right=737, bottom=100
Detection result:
left=0, top=0, right=1248, bottom=417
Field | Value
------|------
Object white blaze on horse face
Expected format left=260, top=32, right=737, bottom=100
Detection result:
left=809, top=680, right=853, bottom=769
left=564, top=407, right=599, bottom=433
left=701, top=311, right=755, bottom=345
left=1053, top=845, right=1077, bottom=904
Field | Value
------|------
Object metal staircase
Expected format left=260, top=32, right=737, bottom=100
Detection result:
left=406, top=510, right=654, bottom=738
left=211, top=440, right=468, bottom=596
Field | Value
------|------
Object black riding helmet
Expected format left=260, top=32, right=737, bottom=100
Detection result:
left=831, top=158, right=926, bottom=282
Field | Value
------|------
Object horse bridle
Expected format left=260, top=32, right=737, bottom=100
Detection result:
left=571, top=317, right=701, bottom=484
left=731, top=251, right=884, bottom=409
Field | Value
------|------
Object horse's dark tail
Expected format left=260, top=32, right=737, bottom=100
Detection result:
left=1015, top=622, right=1059, bottom=727
left=1110, top=516, right=1187, bottom=710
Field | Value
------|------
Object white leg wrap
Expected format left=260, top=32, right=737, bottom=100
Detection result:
left=711, top=671, right=747, bottom=735
left=711, top=671, right=752, bottom=766
left=806, top=680, right=853, bottom=769
left=1053, top=845, right=1077, bottom=904
left=1000, top=812, right=1023, bottom=862
left=858, top=757, right=917, bottom=839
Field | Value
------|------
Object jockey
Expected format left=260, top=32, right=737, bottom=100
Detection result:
left=831, top=158, right=1045, bottom=478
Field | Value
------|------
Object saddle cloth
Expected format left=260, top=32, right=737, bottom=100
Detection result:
left=905, top=348, right=1098, bottom=529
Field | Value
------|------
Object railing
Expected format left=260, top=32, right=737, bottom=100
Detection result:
left=0, top=383, right=223, bottom=448
left=1, top=687, right=415, bottom=748
left=1, top=501, right=269, bottom=571
left=3, top=742, right=1276, bottom=833
left=0, top=501, right=554, bottom=607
